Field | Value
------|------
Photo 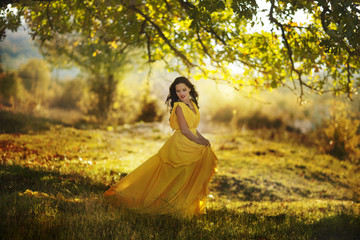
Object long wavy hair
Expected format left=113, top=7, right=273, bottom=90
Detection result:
left=165, top=76, right=199, bottom=112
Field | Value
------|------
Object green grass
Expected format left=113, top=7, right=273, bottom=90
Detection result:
left=0, top=114, right=360, bottom=239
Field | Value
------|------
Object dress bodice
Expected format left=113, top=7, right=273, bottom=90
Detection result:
left=170, top=101, right=200, bottom=130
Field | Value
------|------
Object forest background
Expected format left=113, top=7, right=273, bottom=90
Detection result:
left=1, top=0, right=360, bottom=239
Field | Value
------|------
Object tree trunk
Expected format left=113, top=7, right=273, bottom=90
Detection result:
left=93, top=72, right=117, bottom=121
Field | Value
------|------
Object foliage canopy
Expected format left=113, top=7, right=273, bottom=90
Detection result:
left=1, top=0, right=359, bottom=101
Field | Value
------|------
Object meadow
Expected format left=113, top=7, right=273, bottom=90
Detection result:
left=0, top=112, right=360, bottom=240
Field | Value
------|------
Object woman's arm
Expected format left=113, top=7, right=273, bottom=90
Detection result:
left=176, top=106, right=210, bottom=146
left=196, top=130, right=211, bottom=147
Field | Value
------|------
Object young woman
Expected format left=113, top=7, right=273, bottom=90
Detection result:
left=104, top=76, right=218, bottom=217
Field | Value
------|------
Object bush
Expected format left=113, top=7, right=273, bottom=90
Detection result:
left=318, top=102, right=360, bottom=163
left=211, top=105, right=234, bottom=123
left=18, top=59, right=51, bottom=105
left=210, top=105, right=284, bottom=130
left=136, top=97, right=163, bottom=123
left=51, top=78, right=86, bottom=110
left=242, top=111, right=283, bottom=130
left=0, top=71, right=20, bottom=106
left=0, top=70, right=34, bottom=112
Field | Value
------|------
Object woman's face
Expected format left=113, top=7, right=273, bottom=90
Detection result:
left=175, top=83, right=191, bottom=102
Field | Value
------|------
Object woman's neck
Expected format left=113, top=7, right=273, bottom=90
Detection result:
left=182, top=99, right=191, bottom=105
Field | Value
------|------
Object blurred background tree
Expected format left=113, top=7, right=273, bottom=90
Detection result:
left=0, top=65, right=25, bottom=108
left=39, top=35, right=134, bottom=120
left=18, top=59, right=51, bottom=107
left=0, top=62, right=34, bottom=112
left=21, top=1, right=143, bottom=121
left=50, top=78, right=86, bottom=111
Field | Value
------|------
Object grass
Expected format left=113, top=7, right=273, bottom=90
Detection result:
left=0, top=112, right=360, bottom=239
left=0, top=110, right=67, bottom=134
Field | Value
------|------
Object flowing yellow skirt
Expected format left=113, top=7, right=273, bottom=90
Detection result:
left=104, top=130, right=218, bottom=217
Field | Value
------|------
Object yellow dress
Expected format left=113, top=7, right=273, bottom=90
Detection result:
left=104, top=101, right=218, bottom=217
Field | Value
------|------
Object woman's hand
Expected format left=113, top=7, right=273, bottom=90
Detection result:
left=200, top=138, right=211, bottom=147
left=196, top=130, right=211, bottom=146
left=176, top=106, right=211, bottom=147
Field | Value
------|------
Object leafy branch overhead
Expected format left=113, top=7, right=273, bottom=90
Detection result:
left=1, top=0, right=359, bottom=100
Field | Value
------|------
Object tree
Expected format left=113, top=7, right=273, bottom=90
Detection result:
left=1, top=0, right=359, bottom=101
left=51, top=78, right=86, bottom=110
left=0, top=1, right=23, bottom=41
left=0, top=64, right=28, bottom=109
left=18, top=59, right=51, bottom=105
left=39, top=33, right=134, bottom=119
left=10, top=1, right=142, bottom=119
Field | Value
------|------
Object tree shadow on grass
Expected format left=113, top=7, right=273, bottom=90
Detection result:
left=1, top=166, right=359, bottom=240
left=210, top=174, right=357, bottom=202
left=0, top=110, right=69, bottom=134
left=2, top=203, right=359, bottom=240
left=310, top=171, right=350, bottom=189
left=0, top=164, right=107, bottom=197
left=210, top=174, right=283, bottom=201
left=311, top=213, right=360, bottom=240
left=0, top=163, right=110, bottom=239
left=1, top=164, right=359, bottom=240
left=200, top=208, right=360, bottom=240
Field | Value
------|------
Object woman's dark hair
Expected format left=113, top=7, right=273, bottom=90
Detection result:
left=165, top=76, right=199, bottom=112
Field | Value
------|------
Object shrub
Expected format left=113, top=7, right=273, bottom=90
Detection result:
left=0, top=70, right=34, bottom=112
left=136, top=96, right=163, bottom=123
left=18, top=59, right=51, bottom=104
left=318, top=101, right=360, bottom=163
left=51, top=78, right=86, bottom=110
left=243, top=111, right=283, bottom=130
left=211, top=105, right=234, bottom=123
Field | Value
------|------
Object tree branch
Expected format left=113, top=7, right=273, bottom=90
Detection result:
left=46, top=2, right=53, bottom=30
left=125, top=4, right=194, bottom=68
left=145, top=32, right=153, bottom=63
left=319, top=2, right=356, bottom=98
left=196, top=31, right=216, bottom=62
left=177, top=0, right=227, bottom=45
left=346, top=54, right=353, bottom=100
left=269, top=0, right=305, bottom=99
left=162, top=0, right=172, bottom=11
left=176, top=0, right=194, bottom=10
left=200, top=23, right=227, bottom=46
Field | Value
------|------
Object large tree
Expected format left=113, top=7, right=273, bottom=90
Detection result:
left=38, top=30, right=135, bottom=119
left=1, top=0, right=359, bottom=101
left=13, top=1, right=142, bottom=118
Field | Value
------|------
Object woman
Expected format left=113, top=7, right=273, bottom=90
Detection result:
left=104, top=76, right=218, bottom=217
